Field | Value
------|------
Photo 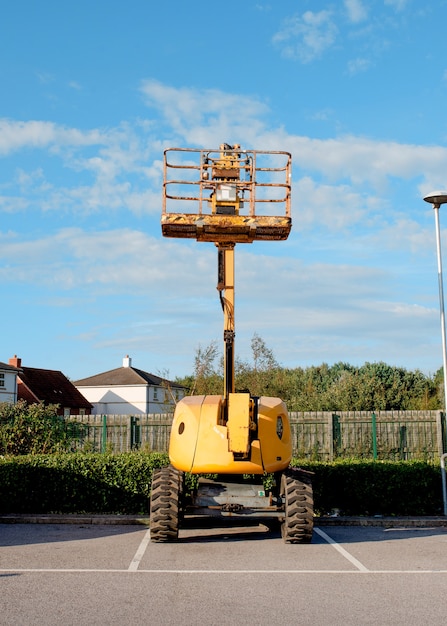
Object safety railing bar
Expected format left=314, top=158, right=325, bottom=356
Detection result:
left=165, top=194, right=202, bottom=202
left=165, top=180, right=201, bottom=185
left=256, top=166, right=289, bottom=173
left=165, top=163, right=203, bottom=170
left=164, top=147, right=291, bottom=155
left=165, top=180, right=255, bottom=187
left=254, top=198, right=289, bottom=203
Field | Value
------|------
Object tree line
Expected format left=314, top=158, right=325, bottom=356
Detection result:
left=175, top=334, right=444, bottom=411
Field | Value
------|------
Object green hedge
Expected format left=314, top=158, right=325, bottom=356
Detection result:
left=0, top=453, right=443, bottom=516
left=297, top=458, right=443, bottom=516
left=0, top=452, right=169, bottom=515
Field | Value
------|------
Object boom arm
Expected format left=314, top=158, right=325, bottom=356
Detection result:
left=217, top=243, right=235, bottom=399
left=163, top=143, right=293, bottom=462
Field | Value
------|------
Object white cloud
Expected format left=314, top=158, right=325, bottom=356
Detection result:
left=233, top=248, right=437, bottom=370
left=35, top=71, right=54, bottom=85
left=0, top=228, right=215, bottom=296
left=0, top=119, right=103, bottom=156
left=272, top=1, right=410, bottom=69
left=283, top=135, right=447, bottom=189
left=347, top=57, right=373, bottom=75
left=2, top=88, right=447, bottom=235
left=137, top=84, right=447, bottom=192
left=344, top=0, right=368, bottom=23
left=384, top=0, right=409, bottom=11
left=272, top=10, right=338, bottom=63
left=139, top=79, right=269, bottom=146
left=293, top=176, right=369, bottom=231
left=0, top=119, right=163, bottom=216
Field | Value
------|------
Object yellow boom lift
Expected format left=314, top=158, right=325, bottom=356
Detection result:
left=150, top=144, right=314, bottom=543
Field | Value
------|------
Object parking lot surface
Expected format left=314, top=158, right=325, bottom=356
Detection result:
left=1, top=520, right=446, bottom=625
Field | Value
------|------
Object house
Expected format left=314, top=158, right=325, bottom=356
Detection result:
left=0, top=361, right=21, bottom=404
left=8, top=356, right=92, bottom=416
left=73, top=356, right=186, bottom=415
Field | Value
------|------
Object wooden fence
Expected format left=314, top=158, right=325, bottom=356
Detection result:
left=67, top=410, right=447, bottom=461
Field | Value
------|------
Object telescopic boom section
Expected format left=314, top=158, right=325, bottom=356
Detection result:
left=217, top=244, right=235, bottom=399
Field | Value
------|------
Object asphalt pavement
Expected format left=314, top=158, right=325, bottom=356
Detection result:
left=1, top=517, right=446, bottom=625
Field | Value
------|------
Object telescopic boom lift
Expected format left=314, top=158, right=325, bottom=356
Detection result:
left=150, top=144, right=314, bottom=543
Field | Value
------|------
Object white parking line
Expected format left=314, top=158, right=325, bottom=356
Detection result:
left=128, top=528, right=151, bottom=571
left=1, top=568, right=447, bottom=574
left=314, top=527, right=369, bottom=572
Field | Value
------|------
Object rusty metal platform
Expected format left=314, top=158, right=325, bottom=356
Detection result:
left=161, top=213, right=292, bottom=243
left=161, top=146, right=292, bottom=244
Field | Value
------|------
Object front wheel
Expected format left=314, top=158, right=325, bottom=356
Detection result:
left=280, top=468, right=314, bottom=544
left=149, top=465, right=182, bottom=542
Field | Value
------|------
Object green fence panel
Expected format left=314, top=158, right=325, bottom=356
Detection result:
left=66, top=410, right=445, bottom=461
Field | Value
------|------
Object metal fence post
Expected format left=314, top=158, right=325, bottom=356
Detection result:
left=101, top=415, right=107, bottom=453
left=332, top=414, right=341, bottom=459
left=130, top=416, right=135, bottom=449
left=371, top=412, right=378, bottom=460
left=130, top=416, right=141, bottom=449
left=399, top=425, right=408, bottom=460
left=327, top=414, right=334, bottom=461
left=442, top=411, right=447, bottom=454
left=436, top=411, right=446, bottom=457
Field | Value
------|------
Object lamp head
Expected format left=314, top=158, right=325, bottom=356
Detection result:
left=424, top=190, right=447, bottom=208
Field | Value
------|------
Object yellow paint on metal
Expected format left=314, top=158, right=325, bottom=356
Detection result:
left=227, top=393, right=250, bottom=455
left=169, top=394, right=292, bottom=475
left=256, top=396, right=292, bottom=472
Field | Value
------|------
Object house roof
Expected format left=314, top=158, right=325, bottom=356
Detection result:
left=18, top=367, right=92, bottom=409
left=74, top=366, right=183, bottom=388
left=0, top=361, right=21, bottom=372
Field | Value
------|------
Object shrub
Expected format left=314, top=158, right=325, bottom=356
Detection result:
left=0, top=401, right=85, bottom=455
left=0, top=452, right=169, bottom=514
left=0, top=453, right=442, bottom=516
left=291, top=458, right=443, bottom=516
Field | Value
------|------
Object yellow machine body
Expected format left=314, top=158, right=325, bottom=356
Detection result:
left=169, top=392, right=292, bottom=474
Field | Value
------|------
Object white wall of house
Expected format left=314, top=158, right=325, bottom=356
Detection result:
left=0, top=367, right=18, bottom=404
left=76, top=383, right=183, bottom=415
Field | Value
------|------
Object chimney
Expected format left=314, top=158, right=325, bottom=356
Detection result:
left=9, top=355, right=22, bottom=368
left=123, top=355, right=132, bottom=368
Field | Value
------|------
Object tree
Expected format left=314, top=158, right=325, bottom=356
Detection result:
left=235, top=333, right=281, bottom=397
left=251, top=332, right=278, bottom=372
left=176, top=339, right=441, bottom=411
left=189, top=340, right=222, bottom=395
left=0, top=401, right=81, bottom=455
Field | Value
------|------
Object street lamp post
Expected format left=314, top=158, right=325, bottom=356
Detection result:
left=424, top=190, right=447, bottom=413
left=424, top=191, right=447, bottom=517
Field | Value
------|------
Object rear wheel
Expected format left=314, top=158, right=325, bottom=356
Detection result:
left=149, top=465, right=182, bottom=542
left=280, top=468, right=314, bottom=544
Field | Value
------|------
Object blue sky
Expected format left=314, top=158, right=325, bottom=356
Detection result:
left=2, top=0, right=447, bottom=381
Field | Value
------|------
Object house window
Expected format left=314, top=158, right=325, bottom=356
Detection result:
left=153, top=387, right=158, bottom=401
left=63, top=407, right=70, bottom=417
left=0, top=373, right=4, bottom=389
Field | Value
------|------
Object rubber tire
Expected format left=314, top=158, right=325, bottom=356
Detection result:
left=149, top=465, right=182, bottom=543
left=280, top=468, right=314, bottom=544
